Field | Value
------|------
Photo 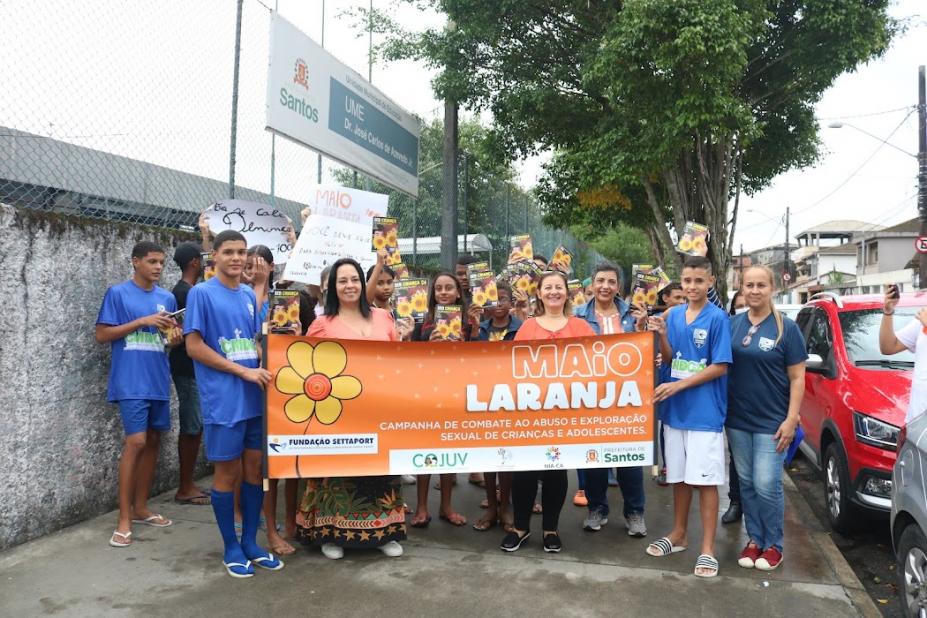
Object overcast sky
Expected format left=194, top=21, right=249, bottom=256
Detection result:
left=2, top=0, right=923, bottom=254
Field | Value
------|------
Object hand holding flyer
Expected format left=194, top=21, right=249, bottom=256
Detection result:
left=677, top=221, right=709, bottom=257
left=630, top=273, right=661, bottom=308
left=469, top=270, right=499, bottom=308
left=372, top=216, right=402, bottom=266
left=393, top=278, right=428, bottom=322
left=508, top=235, right=533, bottom=265
left=548, top=245, right=574, bottom=274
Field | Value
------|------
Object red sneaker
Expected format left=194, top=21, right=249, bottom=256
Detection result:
left=755, top=547, right=783, bottom=571
left=737, top=542, right=763, bottom=568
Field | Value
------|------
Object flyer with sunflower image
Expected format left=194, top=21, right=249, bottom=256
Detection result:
left=434, top=304, right=463, bottom=341
left=392, top=278, right=428, bottom=322
left=508, top=234, right=534, bottom=264
left=548, top=245, right=574, bottom=274
left=391, top=262, right=410, bottom=280
left=158, top=309, right=184, bottom=346
left=509, top=261, right=541, bottom=298
left=676, top=221, right=709, bottom=257
left=268, top=289, right=302, bottom=334
left=372, top=216, right=402, bottom=266
left=469, top=270, right=499, bottom=308
left=201, top=251, right=216, bottom=281
left=568, top=279, right=585, bottom=309
left=632, top=264, right=671, bottom=287
left=630, top=272, right=661, bottom=308
left=466, top=261, right=491, bottom=277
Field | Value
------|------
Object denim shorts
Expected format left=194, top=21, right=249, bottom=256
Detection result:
left=172, top=374, right=203, bottom=435
left=118, top=399, right=171, bottom=436
left=203, top=417, right=262, bottom=462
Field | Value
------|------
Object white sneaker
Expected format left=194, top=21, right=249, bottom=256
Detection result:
left=400, top=475, right=416, bottom=485
left=379, top=541, right=403, bottom=557
left=321, top=543, right=344, bottom=560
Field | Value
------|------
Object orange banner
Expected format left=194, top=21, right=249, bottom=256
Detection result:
left=265, top=332, right=656, bottom=478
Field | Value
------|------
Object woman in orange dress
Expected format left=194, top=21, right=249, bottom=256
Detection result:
left=500, top=270, right=595, bottom=554
left=296, top=258, right=411, bottom=560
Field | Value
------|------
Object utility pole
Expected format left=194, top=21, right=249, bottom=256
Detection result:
left=918, top=65, right=927, bottom=289
left=462, top=153, right=469, bottom=253
left=228, top=0, right=244, bottom=198
left=317, top=0, right=325, bottom=184
left=784, top=206, right=790, bottom=302
left=440, top=21, right=459, bottom=271
left=739, top=243, right=744, bottom=289
left=505, top=185, right=510, bottom=238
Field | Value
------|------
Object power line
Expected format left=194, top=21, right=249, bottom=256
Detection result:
left=817, top=105, right=916, bottom=121
left=791, top=108, right=916, bottom=216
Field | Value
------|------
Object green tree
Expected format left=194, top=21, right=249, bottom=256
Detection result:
left=379, top=0, right=895, bottom=296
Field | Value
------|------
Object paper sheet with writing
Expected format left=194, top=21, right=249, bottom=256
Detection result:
left=203, top=199, right=292, bottom=263
left=283, top=185, right=388, bottom=286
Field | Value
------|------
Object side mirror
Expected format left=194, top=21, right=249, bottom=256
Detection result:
left=806, top=353, right=824, bottom=371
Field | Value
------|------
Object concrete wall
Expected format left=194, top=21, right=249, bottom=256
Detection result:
left=0, top=205, right=207, bottom=550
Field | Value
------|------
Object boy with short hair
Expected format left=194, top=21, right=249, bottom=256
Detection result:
left=170, top=242, right=210, bottom=506
left=477, top=282, right=522, bottom=342
left=96, top=241, right=180, bottom=548
left=184, top=230, right=283, bottom=578
left=646, top=256, right=732, bottom=578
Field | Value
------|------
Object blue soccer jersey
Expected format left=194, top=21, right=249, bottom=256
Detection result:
left=184, top=277, right=262, bottom=426
left=661, top=302, right=732, bottom=432
left=96, top=280, right=176, bottom=402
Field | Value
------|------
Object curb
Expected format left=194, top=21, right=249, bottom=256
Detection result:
left=783, top=471, right=883, bottom=618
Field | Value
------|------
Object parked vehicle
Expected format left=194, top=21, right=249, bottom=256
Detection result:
left=794, top=292, right=922, bottom=534
left=891, top=410, right=927, bottom=617
left=777, top=303, right=803, bottom=321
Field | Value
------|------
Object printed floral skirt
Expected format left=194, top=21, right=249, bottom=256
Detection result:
left=296, top=476, right=406, bottom=548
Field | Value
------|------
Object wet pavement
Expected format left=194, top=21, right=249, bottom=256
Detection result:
left=0, top=468, right=881, bottom=617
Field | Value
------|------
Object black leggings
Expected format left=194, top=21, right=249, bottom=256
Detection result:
left=512, top=469, right=568, bottom=532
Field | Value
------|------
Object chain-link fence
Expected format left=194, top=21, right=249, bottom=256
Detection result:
left=1, top=1, right=600, bottom=271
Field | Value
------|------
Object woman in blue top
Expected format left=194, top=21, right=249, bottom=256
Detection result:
left=727, top=265, right=806, bottom=572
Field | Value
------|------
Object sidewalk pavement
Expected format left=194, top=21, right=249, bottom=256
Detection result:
left=0, top=469, right=880, bottom=617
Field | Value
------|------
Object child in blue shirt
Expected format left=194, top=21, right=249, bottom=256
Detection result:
left=184, top=230, right=283, bottom=578
left=645, top=256, right=732, bottom=579
left=96, top=241, right=180, bottom=548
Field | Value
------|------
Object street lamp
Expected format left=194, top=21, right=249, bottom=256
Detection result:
left=827, top=121, right=917, bottom=159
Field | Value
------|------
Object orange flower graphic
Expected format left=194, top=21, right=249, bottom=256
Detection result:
left=274, top=341, right=362, bottom=425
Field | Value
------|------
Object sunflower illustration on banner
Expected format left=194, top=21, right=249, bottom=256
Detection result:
left=274, top=341, right=362, bottom=425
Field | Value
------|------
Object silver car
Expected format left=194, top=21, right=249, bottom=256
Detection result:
left=892, top=411, right=927, bottom=617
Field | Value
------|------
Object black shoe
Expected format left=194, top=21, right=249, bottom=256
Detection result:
left=721, top=501, right=742, bottom=524
left=500, top=531, right=530, bottom=552
left=543, top=533, right=563, bottom=553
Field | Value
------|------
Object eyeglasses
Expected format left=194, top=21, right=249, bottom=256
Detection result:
left=741, top=324, right=759, bottom=347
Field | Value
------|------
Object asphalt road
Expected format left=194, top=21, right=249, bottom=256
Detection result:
left=786, top=451, right=900, bottom=616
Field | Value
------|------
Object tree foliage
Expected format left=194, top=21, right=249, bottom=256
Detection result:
left=380, top=0, right=896, bottom=295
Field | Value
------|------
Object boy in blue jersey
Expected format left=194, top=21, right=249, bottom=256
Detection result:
left=184, top=230, right=283, bottom=578
left=645, top=256, right=732, bottom=578
left=96, top=241, right=181, bottom=548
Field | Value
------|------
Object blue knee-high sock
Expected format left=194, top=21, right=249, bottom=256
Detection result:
left=211, top=488, right=245, bottom=564
left=240, top=482, right=267, bottom=558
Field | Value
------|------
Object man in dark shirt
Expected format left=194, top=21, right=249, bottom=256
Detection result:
left=171, top=243, right=210, bottom=505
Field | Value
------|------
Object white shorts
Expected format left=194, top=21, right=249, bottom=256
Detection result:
left=663, top=425, right=726, bottom=486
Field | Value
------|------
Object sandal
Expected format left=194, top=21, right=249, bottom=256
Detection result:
left=410, top=513, right=432, bottom=528
left=646, top=537, right=687, bottom=557
left=109, top=530, right=132, bottom=548
left=223, top=560, right=254, bottom=578
left=251, top=552, right=285, bottom=571
left=472, top=516, right=497, bottom=531
left=174, top=493, right=211, bottom=505
left=694, top=554, right=719, bottom=578
left=439, top=512, right=467, bottom=526
left=131, top=514, right=172, bottom=528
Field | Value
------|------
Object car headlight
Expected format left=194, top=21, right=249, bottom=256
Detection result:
left=853, top=412, right=899, bottom=451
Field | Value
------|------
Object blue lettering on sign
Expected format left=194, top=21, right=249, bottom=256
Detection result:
left=328, top=78, right=418, bottom=176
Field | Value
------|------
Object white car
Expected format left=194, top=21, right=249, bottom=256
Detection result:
left=777, top=304, right=803, bottom=321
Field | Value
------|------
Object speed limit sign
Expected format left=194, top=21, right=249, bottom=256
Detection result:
left=916, top=237, right=927, bottom=254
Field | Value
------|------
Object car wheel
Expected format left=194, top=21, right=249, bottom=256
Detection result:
left=898, top=524, right=927, bottom=618
left=823, top=442, right=858, bottom=534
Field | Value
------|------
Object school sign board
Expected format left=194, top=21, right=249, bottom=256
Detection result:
left=265, top=13, right=420, bottom=197
left=264, top=332, right=657, bottom=478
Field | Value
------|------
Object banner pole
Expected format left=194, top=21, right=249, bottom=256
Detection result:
left=262, top=322, right=270, bottom=491
left=652, top=330, right=659, bottom=479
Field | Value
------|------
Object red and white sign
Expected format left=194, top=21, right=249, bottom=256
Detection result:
left=915, top=237, right=927, bottom=254
left=782, top=273, right=792, bottom=282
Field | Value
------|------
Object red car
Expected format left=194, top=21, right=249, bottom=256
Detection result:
left=795, top=292, right=924, bottom=534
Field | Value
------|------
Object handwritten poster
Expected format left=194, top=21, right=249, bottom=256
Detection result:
left=203, top=199, right=292, bottom=263
left=283, top=185, right=388, bottom=286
